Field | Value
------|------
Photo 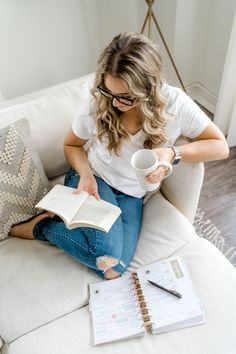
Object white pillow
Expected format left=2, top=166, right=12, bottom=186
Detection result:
left=0, top=118, right=50, bottom=240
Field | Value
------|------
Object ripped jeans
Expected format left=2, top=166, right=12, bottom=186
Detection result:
left=33, top=168, right=143, bottom=278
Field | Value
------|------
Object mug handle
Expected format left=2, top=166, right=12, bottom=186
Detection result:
left=158, top=161, right=173, bottom=179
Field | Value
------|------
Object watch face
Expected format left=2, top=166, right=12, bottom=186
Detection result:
left=169, top=146, right=181, bottom=165
left=172, top=147, right=181, bottom=165
left=172, top=156, right=181, bottom=165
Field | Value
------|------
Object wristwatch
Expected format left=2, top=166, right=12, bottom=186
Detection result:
left=169, top=146, right=182, bottom=165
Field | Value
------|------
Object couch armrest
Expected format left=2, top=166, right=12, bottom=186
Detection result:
left=160, top=136, right=204, bottom=224
left=161, top=160, right=204, bottom=224
left=144, top=137, right=204, bottom=224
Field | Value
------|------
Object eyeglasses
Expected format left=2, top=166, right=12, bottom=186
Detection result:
left=97, top=86, right=136, bottom=106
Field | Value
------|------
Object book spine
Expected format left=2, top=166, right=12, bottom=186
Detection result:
left=131, top=272, right=153, bottom=332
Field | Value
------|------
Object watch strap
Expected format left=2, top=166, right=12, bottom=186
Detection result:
left=169, top=146, right=182, bottom=165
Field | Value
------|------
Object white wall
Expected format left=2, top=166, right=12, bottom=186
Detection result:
left=214, top=12, right=236, bottom=147
left=0, top=0, right=235, bottom=115
left=203, top=0, right=236, bottom=95
left=174, top=0, right=211, bottom=86
left=0, top=0, right=140, bottom=100
left=0, top=0, right=102, bottom=99
left=148, top=0, right=236, bottom=113
left=175, top=0, right=236, bottom=113
left=136, top=0, right=236, bottom=113
left=99, top=0, right=139, bottom=48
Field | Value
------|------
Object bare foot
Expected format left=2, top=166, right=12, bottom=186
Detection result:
left=10, top=213, right=53, bottom=240
left=104, top=268, right=121, bottom=280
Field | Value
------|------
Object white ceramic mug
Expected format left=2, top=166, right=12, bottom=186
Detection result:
left=130, top=149, right=173, bottom=191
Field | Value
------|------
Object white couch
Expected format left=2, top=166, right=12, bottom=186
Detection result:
left=0, top=73, right=236, bottom=354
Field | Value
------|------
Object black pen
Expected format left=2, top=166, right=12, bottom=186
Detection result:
left=147, top=280, right=182, bottom=299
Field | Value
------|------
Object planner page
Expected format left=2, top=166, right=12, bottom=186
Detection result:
left=89, top=274, right=145, bottom=345
left=137, top=257, right=205, bottom=334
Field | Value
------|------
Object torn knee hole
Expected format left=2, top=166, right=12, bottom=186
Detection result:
left=96, top=256, right=119, bottom=272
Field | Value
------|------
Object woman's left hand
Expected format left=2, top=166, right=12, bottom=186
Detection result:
left=145, top=147, right=174, bottom=184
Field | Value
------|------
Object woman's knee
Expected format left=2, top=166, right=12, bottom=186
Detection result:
left=85, top=227, right=123, bottom=259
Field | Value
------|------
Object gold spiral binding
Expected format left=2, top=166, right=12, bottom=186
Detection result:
left=140, top=307, right=149, bottom=315
left=141, top=320, right=153, bottom=331
left=131, top=272, right=153, bottom=332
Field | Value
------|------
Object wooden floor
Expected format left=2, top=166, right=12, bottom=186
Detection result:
left=195, top=103, right=236, bottom=244
left=198, top=142, right=236, bottom=245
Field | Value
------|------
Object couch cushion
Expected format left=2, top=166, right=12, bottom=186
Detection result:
left=3, top=238, right=236, bottom=354
left=49, top=174, right=65, bottom=187
left=0, top=191, right=197, bottom=343
left=129, top=190, right=198, bottom=271
left=0, top=73, right=95, bottom=179
left=0, top=237, right=99, bottom=343
left=0, top=118, right=49, bottom=240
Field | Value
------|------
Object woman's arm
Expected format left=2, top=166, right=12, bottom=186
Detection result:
left=64, top=129, right=100, bottom=200
left=64, top=128, right=92, bottom=176
left=171, top=120, right=229, bottom=163
left=157, top=120, right=229, bottom=164
left=147, top=121, right=229, bottom=184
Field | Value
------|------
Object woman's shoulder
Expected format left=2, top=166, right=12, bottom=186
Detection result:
left=75, top=95, right=96, bottom=118
left=162, top=84, right=197, bottom=117
left=162, top=84, right=187, bottom=111
left=163, top=84, right=210, bottom=138
left=72, top=96, right=96, bottom=138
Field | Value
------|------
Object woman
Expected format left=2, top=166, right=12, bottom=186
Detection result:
left=11, top=32, right=229, bottom=279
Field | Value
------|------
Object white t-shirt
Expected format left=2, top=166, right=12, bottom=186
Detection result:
left=72, top=85, right=210, bottom=198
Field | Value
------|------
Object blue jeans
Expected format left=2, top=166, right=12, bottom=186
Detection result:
left=33, top=168, right=143, bottom=278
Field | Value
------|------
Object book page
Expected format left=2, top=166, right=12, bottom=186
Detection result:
left=35, top=185, right=88, bottom=225
left=137, top=257, right=205, bottom=334
left=89, top=274, right=145, bottom=345
left=70, top=195, right=121, bottom=232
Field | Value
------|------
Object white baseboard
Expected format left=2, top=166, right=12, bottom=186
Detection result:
left=186, top=82, right=218, bottom=115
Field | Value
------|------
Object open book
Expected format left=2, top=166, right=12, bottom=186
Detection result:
left=89, top=256, right=205, bottom=345
left=35, top=184, right=121, bottom=233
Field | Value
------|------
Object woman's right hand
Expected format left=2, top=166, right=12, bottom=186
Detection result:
left=73, top=174, right=100, bottom=201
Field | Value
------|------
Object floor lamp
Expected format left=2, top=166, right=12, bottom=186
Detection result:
left=141, top=0, right=186, bottom=92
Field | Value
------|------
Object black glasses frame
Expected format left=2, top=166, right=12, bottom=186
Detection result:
left=97, top=86, right=136, bottom=106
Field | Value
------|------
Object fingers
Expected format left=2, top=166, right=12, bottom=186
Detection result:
left=145, top=167, right=167, bottom=184
left=73, top=188, right=82, bottom=194
left=93, top=191, right=101, bottom=201
left=73, top=187, right=100, bottom=201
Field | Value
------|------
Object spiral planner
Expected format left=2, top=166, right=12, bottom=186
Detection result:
left=89, top=256, right=205, bottom=345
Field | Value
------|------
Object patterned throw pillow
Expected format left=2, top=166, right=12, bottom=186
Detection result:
left=0, top=118, right=50, bottom=240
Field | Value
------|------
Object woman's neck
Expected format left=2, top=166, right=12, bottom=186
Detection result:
left=121, top=108, right=142, bottom=135
left=121, top=107, right=141, bottom=121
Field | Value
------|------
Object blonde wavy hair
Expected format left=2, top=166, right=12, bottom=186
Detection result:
left=91, top=32, right=169, bottom=154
